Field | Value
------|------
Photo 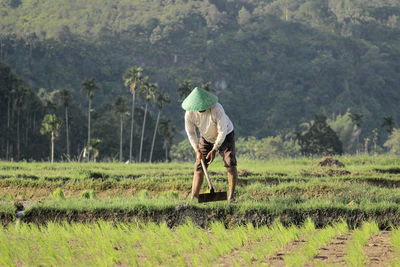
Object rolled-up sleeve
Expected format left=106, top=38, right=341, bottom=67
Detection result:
left=185, top=112, right=199, bottom=151
left=213, top=105, right=228, bottom=151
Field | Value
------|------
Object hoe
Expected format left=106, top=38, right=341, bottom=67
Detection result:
left=198, top=159, right=227, bottom=203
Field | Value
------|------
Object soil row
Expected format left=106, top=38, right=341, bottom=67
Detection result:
left=4, top=205, right=399, bottom=229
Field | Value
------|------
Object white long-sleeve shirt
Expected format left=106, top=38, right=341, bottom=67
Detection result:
left=185, top=103, right=234, bottom=151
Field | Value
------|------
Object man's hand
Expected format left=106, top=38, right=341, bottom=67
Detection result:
left=206, top=149, right=217, bottom=165
left=196, top=149, right=203, bottom=162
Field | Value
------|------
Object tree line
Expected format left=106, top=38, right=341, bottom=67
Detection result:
left=0, top=0, right=399, bottom=149
left=0, top=62, right=176, bottom=162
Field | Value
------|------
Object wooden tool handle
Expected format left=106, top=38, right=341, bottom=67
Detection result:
left=200, top=159, right=214, bottom=193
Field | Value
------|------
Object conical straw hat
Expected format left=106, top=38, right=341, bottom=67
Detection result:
left=181, top=87, right=218, bottom=111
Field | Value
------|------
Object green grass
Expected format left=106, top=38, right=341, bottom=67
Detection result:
left=2, top=155, right=400, bottom=227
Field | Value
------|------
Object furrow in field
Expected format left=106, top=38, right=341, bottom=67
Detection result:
left=363, top=231, right=395, bottom=267
left=308, top=232, right=352, bottom=266
left=283, top=221, right=348, bottom=266
left=344, top=221, right=380, bottom=266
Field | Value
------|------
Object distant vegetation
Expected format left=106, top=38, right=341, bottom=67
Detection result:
left=1, top=0, right=400, bottom=160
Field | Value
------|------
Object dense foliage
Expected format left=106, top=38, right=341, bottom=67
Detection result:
left=0, top=62, right=167, bottom=161
left=297, top=115, right=343, bottom=156
left=1, top=0, right=400, bottom=159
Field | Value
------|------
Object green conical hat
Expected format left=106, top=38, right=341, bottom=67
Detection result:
left=181, top=87, right=218, bottom=111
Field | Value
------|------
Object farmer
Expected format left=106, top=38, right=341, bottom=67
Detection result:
left=182, top=87, right=238, bottom=202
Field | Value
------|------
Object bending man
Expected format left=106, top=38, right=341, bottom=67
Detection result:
left=182, top=87, right=238, bottom=202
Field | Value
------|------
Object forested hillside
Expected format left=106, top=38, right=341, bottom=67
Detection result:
left=1, top=0, right=400, bottom=159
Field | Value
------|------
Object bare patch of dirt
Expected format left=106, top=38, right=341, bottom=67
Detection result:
left=364, top=231, right=395, bottom=267
left=314, top=157, right=345, bottom=168
left=237, top=169, right=260, bottom=177
left=266, top=238, right=309, bottom=266
left=302, top=168, right=351, bottom=177
left=307, top=232, right=352, bottom=266
left=374, top=168, right=400, bottom=174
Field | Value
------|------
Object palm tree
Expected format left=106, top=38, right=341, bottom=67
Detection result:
left=5, top=90, right=11, bottom=160
left=81, top=78, right=100, bottom=161
left=88, top=138, right=101, bottom=162
left=12, top=84, right=28, bottom=161
left=159, top=118, right=175, bottom=162
left=201, top=81, right=217, bottom=93
left=138, top=77, right=157, bottom=162
left=149, top=90, right=170, bottom=163
left=40, top=114, right=62, bottom=163
left=59, top=88, right=72, bottom=159
left=382, top=116, right=395, bottom=134
left=350, top=113, right=363, bottom=154
left=176, top=80, right=192, bottom=101
left=123, top=66, right=143, bottom=163
left=113, top=96, right=129, bottom=162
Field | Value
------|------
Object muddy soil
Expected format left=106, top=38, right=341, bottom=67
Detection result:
left=364, top=231, right=395, bottom=266
left=308, top=232, right=352, bottom=266
left=314, top=157, right=345, bottom=168
left=0, top=212, right=14, bottom=225
left=266, top=238, right=309, bottom=266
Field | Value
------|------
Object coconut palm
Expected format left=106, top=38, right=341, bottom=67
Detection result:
left=12, top=84, right=28, bottom=161
left=113, top=96, right=129, bottom=162
left=382, top=116, right=395, bottom=134
left=201, top=81, right=217, bottom=93
left=158, top=118, right=175, bottom=162
left=5, top=90, right=12, bottom=160
left=88, top=138, right=101, bottom=162
left=176, top=80, right=192, bottom=101
left=149, top=90, right=170, bottom=163
left=123, top=66, right=143, bottom=163
left=40, top=114, right=62, bottom=163
left=138, top=77, right=157, bottom=162
left=350, top=113, right=363, bottom=154
left=81, top=78, right=100, bottom=161
left=59, top=88, right=72, bottom=159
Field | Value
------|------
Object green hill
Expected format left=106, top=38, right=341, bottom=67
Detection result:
left=1, top=0, right=400, bottom=142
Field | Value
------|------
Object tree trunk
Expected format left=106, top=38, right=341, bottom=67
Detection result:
left=17, top=109, right=20, bottom=161
left=25, top=113, right=29, bottom=147
left=33, top=112, right=36, bottom=130
left=65, top=106, right=70, bottom=158
left=120, top=115, right=123, bottom=162
left=149, top=111, right=161, bottom=163
left=51, top=131, right=55, bottom=163
left=165, top=144, right=168, bottom=162
left=356, top=134, right=360, bottom=155
left=129, top=92, right=136, bottom=163
left=139, top=101, right=148, bottom=163
left=87, top=98, right=91, bottom=162
left=6, top=98, right=10, bottom=160
left=285, top=0, right=289, bottom=21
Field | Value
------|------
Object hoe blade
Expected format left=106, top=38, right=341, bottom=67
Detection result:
left=198, top=191, right=227, bottom=203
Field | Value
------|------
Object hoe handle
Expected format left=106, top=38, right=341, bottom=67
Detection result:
left=201, top=159, right=214, bottom=193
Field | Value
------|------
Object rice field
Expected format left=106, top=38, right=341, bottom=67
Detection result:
left=1, top=155, right=400, bottom=266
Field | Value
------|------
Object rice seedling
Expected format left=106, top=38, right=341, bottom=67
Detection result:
left=284, top=220, right=348, bottom=266
left=344, top=221, right=379, bottom=266
left=50, top=187, right=66, bottom=200
left=80, top=189, right=96, bottom=199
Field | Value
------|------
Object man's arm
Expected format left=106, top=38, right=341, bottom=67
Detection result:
left=212, top=105, right=229, bottom=151
left=206, top=105, right=228, bottom=164
left=184, top=112, right=199, bottom=152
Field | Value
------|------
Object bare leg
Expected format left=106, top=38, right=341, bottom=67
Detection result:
left=191, top=170, right=204, bottom=199
left=227, top=166, right=238, bottom=202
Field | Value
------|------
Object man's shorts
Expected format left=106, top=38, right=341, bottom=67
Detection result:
left=195, top=131, right=237, bottom=171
